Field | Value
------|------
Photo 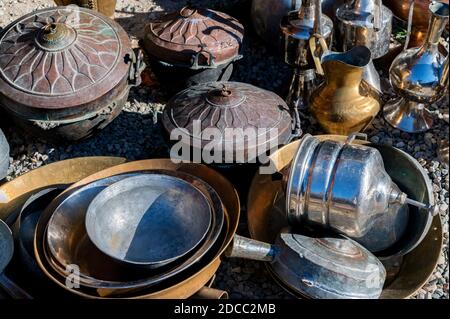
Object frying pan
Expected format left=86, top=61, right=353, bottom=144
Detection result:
left=247, top=135, right=442, bottom=299
left=0, top=157, right=127, bottom=224
left=85, top=174, right=213, bottom=269
left=225, top=230, right=386, bottom=299
left=0, top=219, right=32, bottom=299
left=33, top=159, right=240, bottom=299
left=43, top=169, right=224, bottom=293
left=12, top=187, right=66, bottom=282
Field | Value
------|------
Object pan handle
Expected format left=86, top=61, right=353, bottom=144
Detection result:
left=191, top=286, right=229, bottom=299
left=0, top=274, right=33, bottom=299
left=224, top=235, right=277, bottom=262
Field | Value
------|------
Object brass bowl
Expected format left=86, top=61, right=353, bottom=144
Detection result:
left=248, top=135, right=443, bottom=299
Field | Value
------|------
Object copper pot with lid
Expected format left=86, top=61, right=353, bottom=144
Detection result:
left=0, top=6, right=145, bottom=142
left=142, top=6, right=244, bottom=93
left=162, top=81, right=295, bottom=199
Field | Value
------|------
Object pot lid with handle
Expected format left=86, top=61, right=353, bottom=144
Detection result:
left=0, top=6, right=132, bottom=112
left=162, top=82, right=294, bottom=163
left=143, top=6, right=244, bottom=69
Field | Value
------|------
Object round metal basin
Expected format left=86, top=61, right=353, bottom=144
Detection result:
left=85, top=174, right=212, bottom=268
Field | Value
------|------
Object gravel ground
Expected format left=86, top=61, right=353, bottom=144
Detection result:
left=0, top=0, right=448, bottom=299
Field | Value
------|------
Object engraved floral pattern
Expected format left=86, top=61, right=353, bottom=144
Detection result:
left=167, top=83, right=290, bottom=142
left=0, top=8, right=119, bottom=96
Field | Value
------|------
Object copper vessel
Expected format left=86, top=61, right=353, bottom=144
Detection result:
left=142, top=7, right=244, bottom=93
left=0, top=7, right=144, bottom=142
left=54, top=0, right=116, bottom=18
left=384, top=0, right=449, bottom=48
left=310, top=46, right=380, bottom=135
left=383, top=2, right=449, bottom=133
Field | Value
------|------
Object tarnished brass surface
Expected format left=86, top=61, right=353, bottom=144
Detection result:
left=33, top=159, right=240, bottom=299
left=310, top=47, right=380, bottom=135
left=54, top=1, right=117, bottom=18
left=0, top=157, right=126, bottom=224
left=248, top=135, right=442, bottom=299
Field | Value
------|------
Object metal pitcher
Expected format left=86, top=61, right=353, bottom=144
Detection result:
left=54, top=0, right=116, bottom=18
left=383, top=1, right=449, bottom=133
left=309, top=44, right=381, bottom=134
left=284, top=134, right=437, bottom=251
left=336, top=0, right=393, bottom=59
left=281, top=0, right=333, bottom=110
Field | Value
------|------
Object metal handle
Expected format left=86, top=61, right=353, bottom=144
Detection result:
left=0, top=274, right=33, bottom=299
left=405, top=198, right=439, bottom=217
left=128, top=48, right=146, bottom=87
left=191, top=286, right=229, bottom=299
left=345, top=132, right=368, bottom=144
left=191, top=44, right=217, bottom=70
left=309, top=34, right=329, bottom=76
left=224, top=235, right=277, bottom=262
left=373, top=0, right=382, bottom=31
left=313, top=0, right=323, bottom=35
left=404, top=0, right=416, bottom=50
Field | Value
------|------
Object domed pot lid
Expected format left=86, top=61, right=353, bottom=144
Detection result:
left=0, top=7, right=132, bottom=113
left=143, top=7, right=244, bottom=69
left=162, top=82, right=293, bottom=163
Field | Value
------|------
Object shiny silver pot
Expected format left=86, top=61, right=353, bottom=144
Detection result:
left=285, top=133, right=437, bottom=252
left=336, top=0, right=393, bottom=59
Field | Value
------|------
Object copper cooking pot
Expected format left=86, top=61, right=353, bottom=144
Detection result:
left=384, top=0, right=449, bottom=47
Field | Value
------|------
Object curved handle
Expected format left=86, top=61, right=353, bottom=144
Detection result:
left=191, top=44, right=216, bottom=70
left=0, top=274, right=33, bottom=299
left=224, top=235, right=277, bottom=262
left=128, top=48, right=146, bottom=87
left=404, top=0, right=416, bottom=50
left=192, top=286, right=229, bottom=299
left=309, top=34, right=329, bottom=76
left=373, top=0, right=382, bottom=31
left=345, top=132, right=368, bottom=144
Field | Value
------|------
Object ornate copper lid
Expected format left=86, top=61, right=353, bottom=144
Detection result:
left=0, top=7, right=131, bottom=111
left=143, top=7, right=244, bottom=68
left=162, top=82, right=293, bottom=163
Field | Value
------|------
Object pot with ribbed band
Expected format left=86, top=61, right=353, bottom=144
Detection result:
left=142, top=6, right=244, bottom=93
left=0, top=6, right=144, bottom=142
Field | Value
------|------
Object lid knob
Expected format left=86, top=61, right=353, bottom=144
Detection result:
left=35, top=23, right=77, bottom=51
left=205, top=84, right=245, bottom=107
left=180, top=6, right=198, bottom=18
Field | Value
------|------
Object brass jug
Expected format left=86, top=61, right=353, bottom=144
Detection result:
left=310, top=45, right=380, bottom=135
left=54, top=1, right=116, bottom=18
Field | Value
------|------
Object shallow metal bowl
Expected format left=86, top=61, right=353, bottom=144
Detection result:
left=85, top=174, right=212, bottom=268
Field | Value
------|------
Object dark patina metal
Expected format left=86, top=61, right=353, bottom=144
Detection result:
left=0, top=7, right=144, bottom=142
left=142, top=7, right=244, bottom=92
left=162, top=81, right=294, bottom=163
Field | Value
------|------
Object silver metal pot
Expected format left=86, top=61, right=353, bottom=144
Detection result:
left=285, top=133, right=437, bottom=252
left=225, top=230, right=386, bottom=299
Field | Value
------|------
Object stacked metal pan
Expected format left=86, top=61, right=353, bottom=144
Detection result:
left=0, top=157, right=240, bottom=299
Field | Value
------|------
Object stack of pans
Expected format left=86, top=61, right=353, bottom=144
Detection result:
left=0, top=157, right=240, bottom=299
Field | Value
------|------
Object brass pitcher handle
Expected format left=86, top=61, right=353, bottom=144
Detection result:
left=404, top=0, right=416, bottom=50
left=309, top=34, right=328, bottom=76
